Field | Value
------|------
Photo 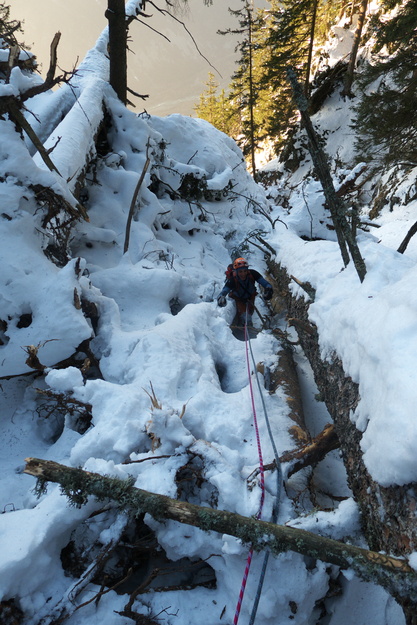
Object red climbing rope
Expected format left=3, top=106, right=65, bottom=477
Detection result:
left=233, top=320, right=266, bottom=625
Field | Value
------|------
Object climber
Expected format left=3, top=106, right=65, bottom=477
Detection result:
left=217, top=257, right=273, bottom=327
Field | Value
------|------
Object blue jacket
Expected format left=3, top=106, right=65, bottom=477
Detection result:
left=220, top=269, right=272, bottom=302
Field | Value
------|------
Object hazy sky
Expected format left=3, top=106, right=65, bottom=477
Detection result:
left=9, top=0, right=266, bottom=117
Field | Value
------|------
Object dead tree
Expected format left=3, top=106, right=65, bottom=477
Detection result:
left=286, top=67, right=367, bottom=282
left=305, top=0, right=318, bottom=96
left=23, top=456, right=417, bottom=611
left=106, top=0, right=128, bottom=104
left=267, top=258, right=417, bottom=625
left=341, top=0, right=369, bottom=97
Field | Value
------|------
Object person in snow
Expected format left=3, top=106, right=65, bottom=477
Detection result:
left=217, top=257, right=273, bottom=326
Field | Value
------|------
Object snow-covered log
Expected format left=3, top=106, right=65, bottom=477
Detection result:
left=268, top=259, right=417, bottom=623
left=24, top=457, right=417, bottom=605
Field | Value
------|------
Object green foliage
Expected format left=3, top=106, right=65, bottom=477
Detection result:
left=219, top=1, right=268, bottom=173
left=194, top=72, right=240, bottom=136
left=353, top=0, right=417, bottom=166
left=260, top=0, right=319, bottom=147
left=369, top=0, right=417, bottom=53
left=195, top=1, right=368, bottom=159
left=0, top=2, right=25, bottom=49
left=34, top=477, right=48, bottom=498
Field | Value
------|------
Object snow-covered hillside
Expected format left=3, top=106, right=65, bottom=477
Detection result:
left=1, top=2, right=417, bottom=625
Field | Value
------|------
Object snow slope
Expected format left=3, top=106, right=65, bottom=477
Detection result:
left=0, top=4, right=414, bottom=625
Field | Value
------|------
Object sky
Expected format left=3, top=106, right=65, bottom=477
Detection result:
left=9, top=0, right=267, bottom=117
left=0, top=1, right=416, bottom=624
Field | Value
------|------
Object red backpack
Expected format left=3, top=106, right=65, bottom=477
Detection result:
left=225, top=264, right=234, bottom=280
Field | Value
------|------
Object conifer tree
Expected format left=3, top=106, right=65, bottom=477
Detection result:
left=0, top=2, right=24, bottom=48
left=353, top=0, right=417, bottom=166
left=194, top=72, right=240, bottom=136
left=260, top=0, right=321, bottom=150
left=218, top=1, right=267, bottom=176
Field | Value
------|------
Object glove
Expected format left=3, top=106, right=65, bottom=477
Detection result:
left=217, top=295, right=227, bottom=307
left=263, top=288, right=273, bottom=301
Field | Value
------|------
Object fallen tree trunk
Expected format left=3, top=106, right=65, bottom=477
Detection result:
left=23, top=457, right=417, bottom=604
left=267, top=258, right=417, bottom=624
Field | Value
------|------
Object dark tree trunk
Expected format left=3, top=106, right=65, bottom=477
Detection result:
left=267, top=258, right=417, bottom=623
left=341, top=0, right=369, bottom=97
left=305, top=0, right=318, bottom=96
left=286, top=68, right=367, bottom=282
left=247, top=7, right=256, bottom=179
left=106, top=0, right=127, bottom=104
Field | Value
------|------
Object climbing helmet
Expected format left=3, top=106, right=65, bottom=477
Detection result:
left=233, top=257, right=249, bottom=270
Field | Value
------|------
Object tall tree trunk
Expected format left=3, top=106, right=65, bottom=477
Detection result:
left=305, top=0, right=318, bottom=96
left=286, top=68, right=367, bottom=282
left=247, top=7, right=257, bottom=179
left=341, top=0, right=369, bottom=97
left=267, top=259, right=417, bottom=624
left=106, top=0, right=127, bottom=104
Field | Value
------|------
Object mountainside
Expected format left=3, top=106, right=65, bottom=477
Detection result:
left=1, top=2, right=417, bottom=625
left=8, top=0, right=267, bottom=117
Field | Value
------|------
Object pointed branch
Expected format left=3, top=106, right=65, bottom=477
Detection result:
left=280, top=423, right=339, bottom=477
left=24, top=457, right=417, bottom=602
left=7, top=101, right=61, bottom=175
left=124, top=144, right=151, bottom=253
left=290, top=275, right=316, bottom=301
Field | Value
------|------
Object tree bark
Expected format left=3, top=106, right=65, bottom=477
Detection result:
left=266, top=258, right=417, bottom=623
left=246, top=7, right=257, bottom=179
left=106, top=0, right=127, bottom=104
left=397, top=220, right=417, bottom=254
left=286, top=68, right=367, bottom=282
left=23, top=456, right=417, bottom=605
left=305, top=0, right=318, bottom=96
left=341, top=0, right=369, bottom=97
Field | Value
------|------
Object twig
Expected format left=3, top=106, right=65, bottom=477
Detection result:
left=124, top=142, right=151, bottom=254
left=122, top=454, right=172, bottom=465
left=146, top=0, right=222, bottom=77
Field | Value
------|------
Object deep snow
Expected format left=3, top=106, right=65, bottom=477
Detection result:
left=0, top=2, right=415, bottom=624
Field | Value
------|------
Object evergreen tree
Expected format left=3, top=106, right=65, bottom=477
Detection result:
left=260, top=0, right=322, bottom=148
left=353, top=0, right=417, bottom=166
left=0, top=2, right=24, bottom=48
left=194, top=72, right=240, bottom=136
left=218, top=1, right=267, bottom=176
left=196, top=1, right=343, bottom=161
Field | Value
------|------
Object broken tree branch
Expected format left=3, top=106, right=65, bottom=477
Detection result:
left=45, top=32, right=61, bottom=86
left=7, top=101, right=61, bottom=175
left=23, top=457, right=417, bottom=603
left=18, top=33, right=76, bottom=102
left=397, top=220, right=417, bottom=255
left=290, top=275, right=316, bottom=301
left=124, top=147, right=151, bottom=253
left=280, top=423, right=340, bottom=477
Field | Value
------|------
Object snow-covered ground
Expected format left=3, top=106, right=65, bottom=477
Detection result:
left=0, top=3, right=415, bottom=624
